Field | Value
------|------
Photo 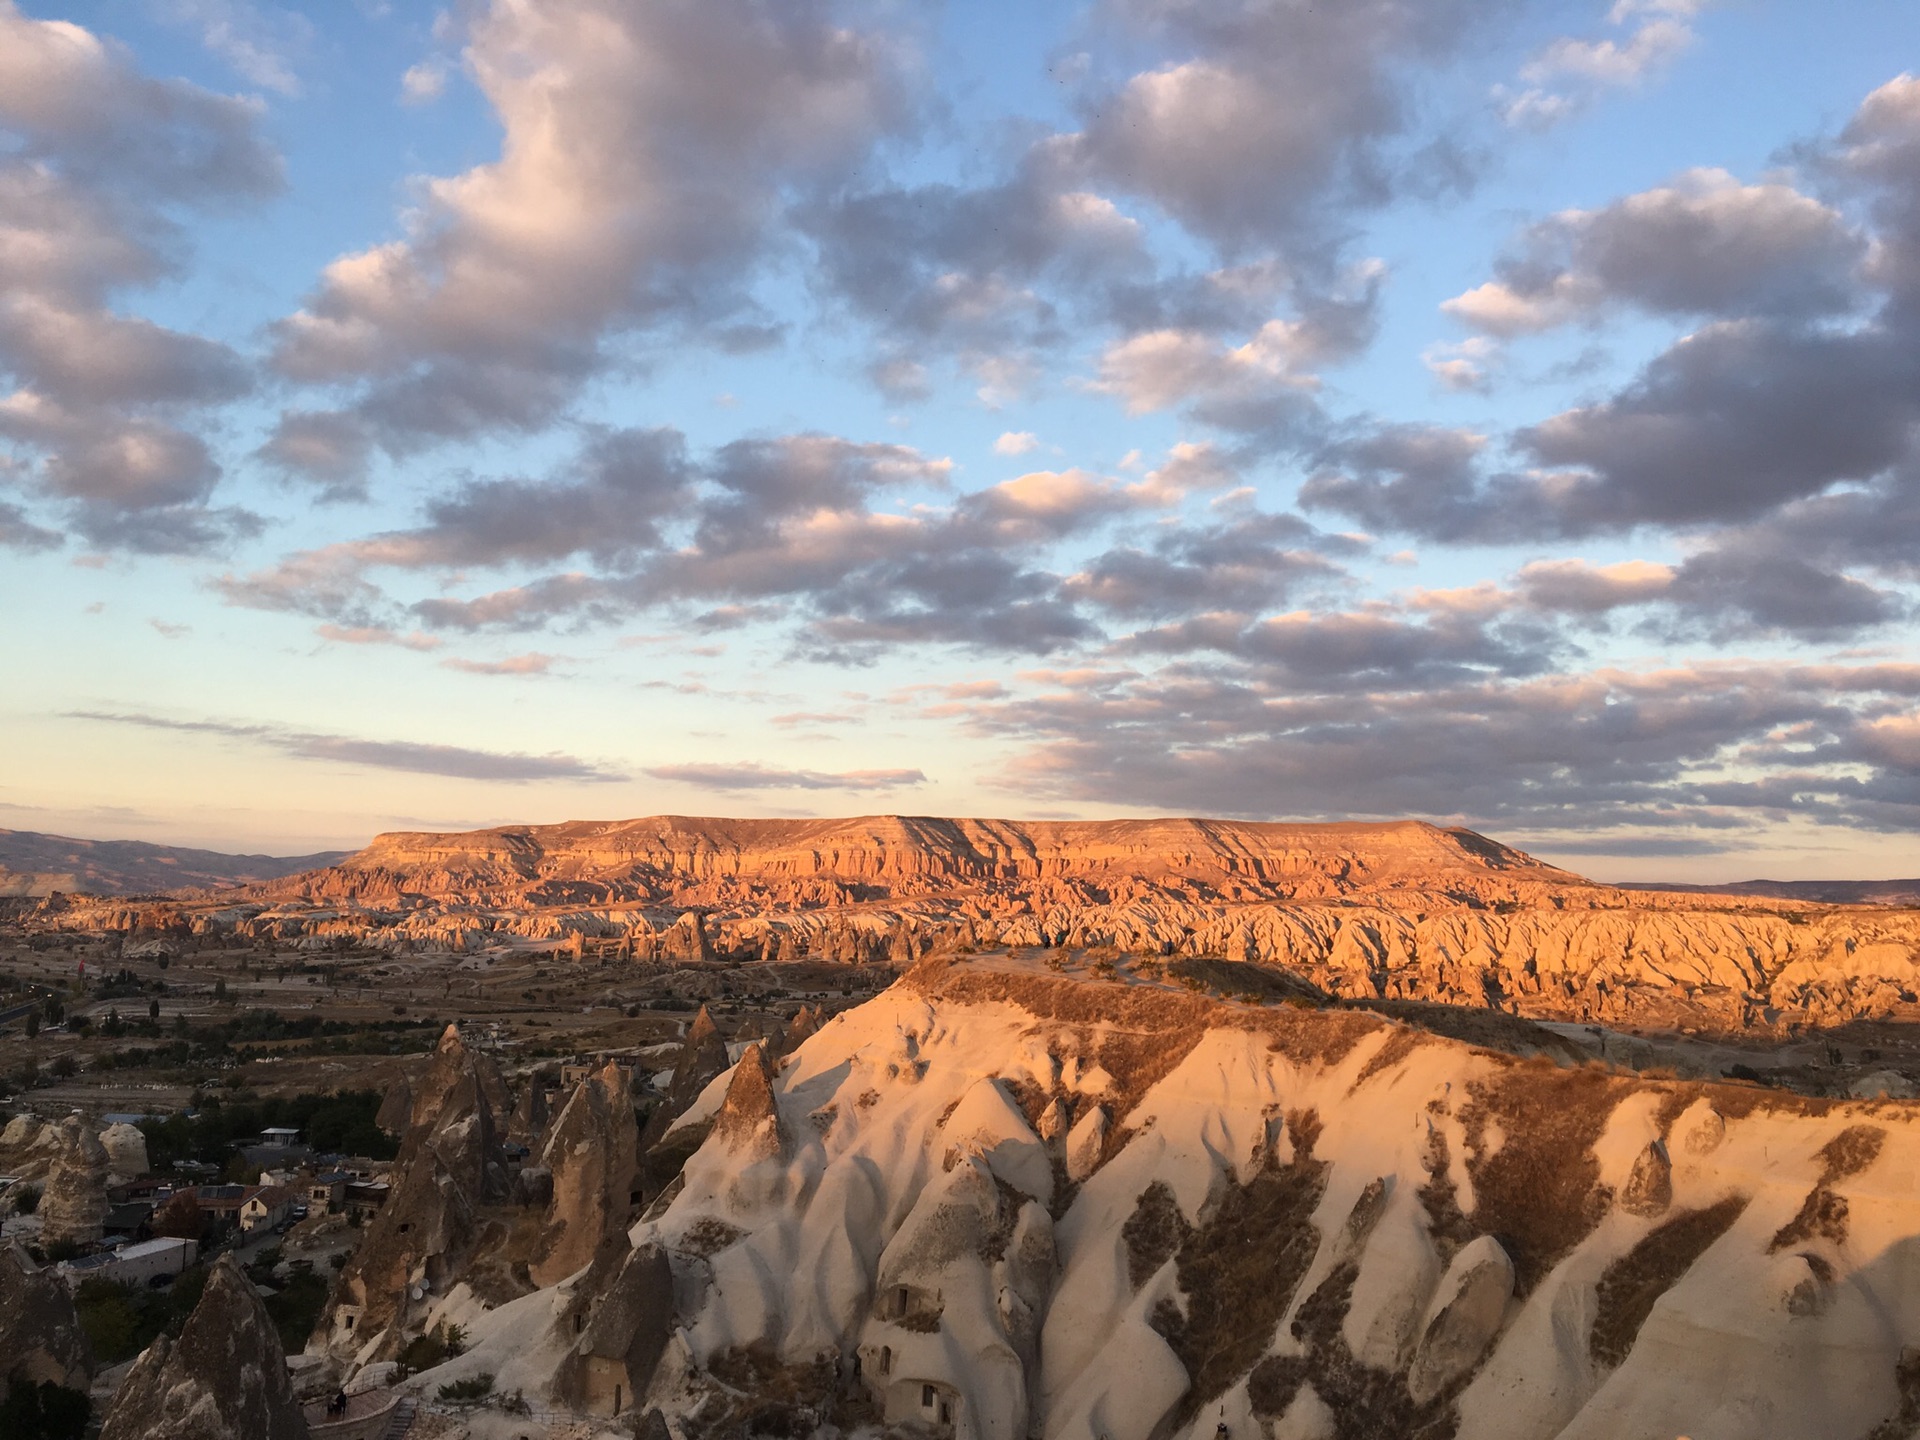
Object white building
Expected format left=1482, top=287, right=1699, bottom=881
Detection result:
left=61, top=1236, right=197, bottom=1288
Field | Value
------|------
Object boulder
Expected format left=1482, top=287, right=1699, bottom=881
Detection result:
left=1620, top=1140, right=1673, bottom=1218
left=1406, top=1235, right=1514, bottom=1404
left=374, top=1076, right=411, bottom=1137
left=1849, top=1070, right=1918, bottom=1100
left=710, top=1041, right=786, bottom=1160
left=100, top=1254, right=308, bottom=1440
left=507, top=1079, right=551, bottom=1147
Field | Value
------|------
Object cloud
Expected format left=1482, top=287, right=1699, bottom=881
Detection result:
left=1499, top=0, right=1707, bottom=130
left=994, top=431, right=1040, bottom=456
left=1067, top=0, right=1499, bottom=254
left=157, top=0, right=314, bottom=97
left=257, top=411, right=377, bottom=501
left=267, top=0, right=916, bottom=478
left=399, top=60, right=447, bottom=105
left=1067, top=506, right=1353, bottom=620
left=441, top=652, right=556, bottom=676
left=1444, top=169, right=1863, bottom=335
left=67, top=709, right=624, bottom=782
left=314, top=623, right=441, bottom=651
left=0, top=500, right=60, bottom=551
left=642, top=761, right=926, bottom=792
left=0, top=2, right=281, bottom=551
left=947, top=659, right=1920, bottom=834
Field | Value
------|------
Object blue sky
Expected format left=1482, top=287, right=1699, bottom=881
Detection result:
left=4, top=0, right=1920, bottom=881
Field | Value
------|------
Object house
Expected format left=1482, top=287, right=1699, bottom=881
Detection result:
left=60, top=1236, right=197, bottom=1289
left=880, top=1378, right=961, bottom=1437
left=307, top=1172, right=349, bottom=1212
left=240, top=1184, right=298, bottom=1232
left=259, top=1127, right=301, bottom=1145
left=185, top=1184, right=254, bottom=1228
left=343, top=1180, right=389, bottom=1217
left=103, top=1200, right=153, bottom=1240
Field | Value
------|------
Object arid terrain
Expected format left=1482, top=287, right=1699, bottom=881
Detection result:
left=3, top=815, right=1920, bottom=1440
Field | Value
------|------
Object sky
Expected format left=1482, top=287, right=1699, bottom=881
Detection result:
left=3, top=0, right=1920, bottom=881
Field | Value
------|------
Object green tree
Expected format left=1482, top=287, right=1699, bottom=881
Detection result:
left=23, top=1010, right=37, bottom=1039
left=148, top=998, right=160, bottom=1021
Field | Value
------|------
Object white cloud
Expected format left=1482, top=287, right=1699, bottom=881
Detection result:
left=1499, top=0, right=1711, bottom=130
left=993, top=430, right=1039, bottom=456
left=399, top=60, right=447, bottom=105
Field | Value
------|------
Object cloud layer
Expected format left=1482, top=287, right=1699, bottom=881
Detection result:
left=3, top=2, right=1917, bottom=865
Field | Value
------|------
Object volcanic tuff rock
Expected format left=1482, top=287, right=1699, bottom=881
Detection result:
left=530, top=1062, right=640, bottom=1286
left=99, top=1254, right=307, bottom=1440
left=531, top=951, right=1920, bottom=1440
left=37, top=1115, right=109, bottom=1245
left=320, top=1023, right=508, bottom=1359
left=552, top=1239, right=676, bottom=1416
left=0, top=1243, right=92, bottom=1390
left=98, top=1121, right=149, bottom=1179
left=30, top=814, right=1920, bottom=1036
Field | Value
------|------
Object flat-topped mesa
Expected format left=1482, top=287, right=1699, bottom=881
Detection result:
left=253, top=814, right=1585, bottom=906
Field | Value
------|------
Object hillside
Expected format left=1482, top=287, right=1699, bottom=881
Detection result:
left=326, top=952, right=1920, bottom=1440
left=0, top=827, right=346, bottom=897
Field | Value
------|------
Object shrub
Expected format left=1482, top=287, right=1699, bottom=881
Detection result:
left=436, top=1374, right=494, bottom=1402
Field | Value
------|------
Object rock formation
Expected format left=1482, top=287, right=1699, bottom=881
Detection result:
left=708, top=1041, right=785, bottom=1161
left=553, top=1240, right=675, bottom=1417
left=319, top=1023, right=507, bottom=1358
left=529, top=1062, right=639, bottom=1286
left=37, top=1115, right=109, bottom=1245
left=0, top=1244, right=92, bottom=1390
left=99, top=1254, right=307, bottom=1440
left=507, top=1078, right=550, bottom=1147
left=98, top=1121, right=149, bottom=1179
left=637, top=1005, right=738, bottom=1199
left=596, top=952, right=1920, bottom=1440
left=27, top=813, right=1920, bottom=1037
left=373, top=1076, right=411, bottom=1138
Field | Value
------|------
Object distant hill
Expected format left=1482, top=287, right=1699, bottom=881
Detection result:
left=1620, top=877, right=1920, bottom=906
left=0, top=828, right=348, bottom=897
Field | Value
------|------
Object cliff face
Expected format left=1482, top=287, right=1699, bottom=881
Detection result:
left=255, top=815, right=1579, bottom=907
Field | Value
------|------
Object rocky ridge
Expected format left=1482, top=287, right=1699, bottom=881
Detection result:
left=23, top=814, right=1920, bottom=1037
